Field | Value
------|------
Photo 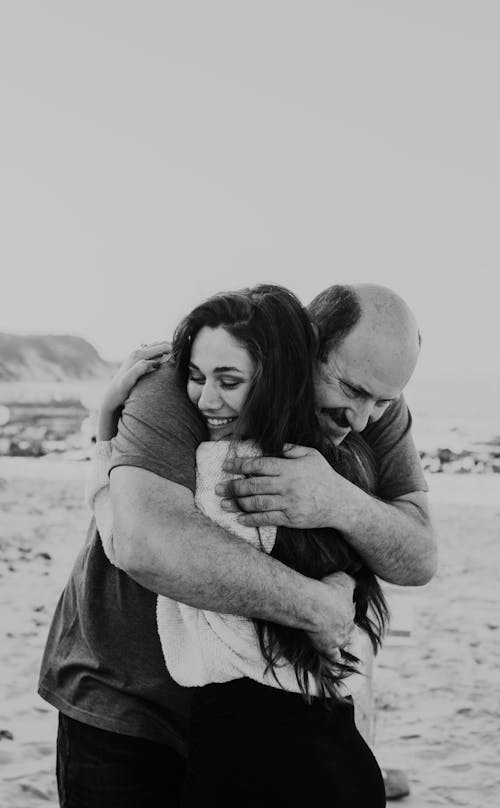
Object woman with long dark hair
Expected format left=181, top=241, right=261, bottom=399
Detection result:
left=88, top=284, right=388, bottom=806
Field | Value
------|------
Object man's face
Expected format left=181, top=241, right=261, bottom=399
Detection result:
left=314, top=322, right=417, bottom=445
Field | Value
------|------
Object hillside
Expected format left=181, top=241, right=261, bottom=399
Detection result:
left=0, top=333, right=113, bottom=382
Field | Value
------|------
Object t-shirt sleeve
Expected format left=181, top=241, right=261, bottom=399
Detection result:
left=362, top=395, right=428, bottom=501
left=109, top=362, right=207, bottom=493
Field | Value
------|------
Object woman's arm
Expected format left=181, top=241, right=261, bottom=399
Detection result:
left=97, top=342, right=171, bottom=440
left=86, top=343, right=171, bottom=562
left=85, top=440, right=117, bottom=562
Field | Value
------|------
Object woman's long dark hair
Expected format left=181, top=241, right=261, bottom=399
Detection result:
left=172, top=284, right=389, bottom=701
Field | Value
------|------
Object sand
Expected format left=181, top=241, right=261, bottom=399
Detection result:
left=0, top=458, right=499, bottom=806
left=373, top=474, right=500, bottom=807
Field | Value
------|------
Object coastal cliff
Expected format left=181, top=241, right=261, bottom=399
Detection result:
left=0, top=333, right=112, bottom=382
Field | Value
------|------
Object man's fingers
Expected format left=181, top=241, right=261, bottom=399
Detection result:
left=327, top=642, right=355, bottom=665
left=222, top=456, right=283, bottom=476
left=219, top=499, right=240, bottom=513
left=216, top=476, right=278, bottom=499
left=341, top=631, right=355, bottom=652
left=322, top=571, right=356, bottom=598
left=328, top=648, right=342, bottom=664
left=226, top=494, right=280, bottom=513
left=214, top=481, right=234, bottom=498
left=236, top=510, right=286, bottom=528
left=282, top=443, right=313, bottom=458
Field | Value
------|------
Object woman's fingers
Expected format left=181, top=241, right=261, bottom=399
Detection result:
left=125, top=343, right=170, bottom=368
left=111, top=358, right=166, bottom=406
left=103, top=344, right=171, bottom=412
left=121, top=344, right=170, bottom=373
left=136, top=341, right=172, bottom=359
left=124, top=358, right=164, bottom=387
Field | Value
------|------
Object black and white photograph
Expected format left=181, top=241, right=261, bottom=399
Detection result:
left=1, top=3, right=499, bottom=806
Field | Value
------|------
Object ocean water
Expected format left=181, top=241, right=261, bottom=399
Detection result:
left=410, top=414, right=500, bottom=453
left=405, top=377, right=500, bottom=452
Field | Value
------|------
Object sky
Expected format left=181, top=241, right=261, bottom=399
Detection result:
left=1, top=2, right=499, bottom=416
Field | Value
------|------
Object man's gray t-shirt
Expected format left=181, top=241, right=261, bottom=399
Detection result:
left=38, top=362, right=427, bottom=755
left=364, top=396, right=428, bottom=501
left=38, top=364, right=207, bottom=755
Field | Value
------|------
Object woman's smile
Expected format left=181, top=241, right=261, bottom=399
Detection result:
left=186, top=326, right=255, bottom=441
left=204, top=415, right=239, bottom=427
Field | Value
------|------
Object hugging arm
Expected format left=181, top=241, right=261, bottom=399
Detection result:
left=110, top=464, right=355, bottom=658
left=96, top=354, right=356, bottom=657
left=220, top=449, right=435, bottom=586
left=218, top=400, right=437, bottom=586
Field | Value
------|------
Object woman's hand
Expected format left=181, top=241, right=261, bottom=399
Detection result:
left=97, top=342, right=171, bottom=440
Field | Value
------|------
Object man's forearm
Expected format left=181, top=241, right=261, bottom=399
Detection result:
left=124, top=507, right=324, bottom=630
left=330, top=478, right=437, bottom=585
left=220, top=448, right=437, bottom=585
left=110, top=467, right=339, bottom=637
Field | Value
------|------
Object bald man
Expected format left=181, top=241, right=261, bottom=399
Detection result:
left=220, top=284, right=436, bottom=585
left=40, top=283, right=436, bottom=807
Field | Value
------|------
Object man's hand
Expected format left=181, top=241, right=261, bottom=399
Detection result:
left=218, top=442, right=436, bottom=586
left=308, top=572, right=356, bottom=661
left=217, top=444, right=345, bottom=529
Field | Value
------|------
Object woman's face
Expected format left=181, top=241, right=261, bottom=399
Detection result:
left=187, top=326, right=256, bottom=440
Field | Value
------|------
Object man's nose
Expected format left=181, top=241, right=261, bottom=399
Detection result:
left=198, top=381, right=222, bottom=411
left=345, top=400, right=376, bottom=433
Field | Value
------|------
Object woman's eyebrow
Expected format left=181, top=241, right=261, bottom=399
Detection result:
left=189, top=362, right=244, bottom=374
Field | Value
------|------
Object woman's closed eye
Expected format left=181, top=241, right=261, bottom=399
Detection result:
left=188, top=372, right=244, bottom=390
left=219, top=378, right=243, bottom=389
left=188, top=372, right=205, bottom=385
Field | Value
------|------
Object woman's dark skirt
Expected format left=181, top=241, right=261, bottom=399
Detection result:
left=182, top=677, right=386, bottom=807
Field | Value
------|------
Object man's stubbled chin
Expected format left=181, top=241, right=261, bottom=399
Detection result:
left=319, top=410, right=350, bottom=445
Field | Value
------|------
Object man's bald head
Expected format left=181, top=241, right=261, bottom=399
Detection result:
left=308, top=284, right=421, bottom=443
left=308, top=283, right=420, bottom=363
left=354, top=283, right=420, bottom=351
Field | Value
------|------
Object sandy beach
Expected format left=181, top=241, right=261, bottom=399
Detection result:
left=1, top=458, right=499, bottom=807
left=373, top=473, right=500, bottom=807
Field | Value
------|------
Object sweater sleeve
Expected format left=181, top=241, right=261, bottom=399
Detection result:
left=84, top=441, right=119, bottom=565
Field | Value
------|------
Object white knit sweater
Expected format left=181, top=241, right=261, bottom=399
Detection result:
left=86, top=440, right=365, bottom=695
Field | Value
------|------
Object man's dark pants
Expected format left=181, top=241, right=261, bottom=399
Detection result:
left=57, top=714, right=186, bottom=807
